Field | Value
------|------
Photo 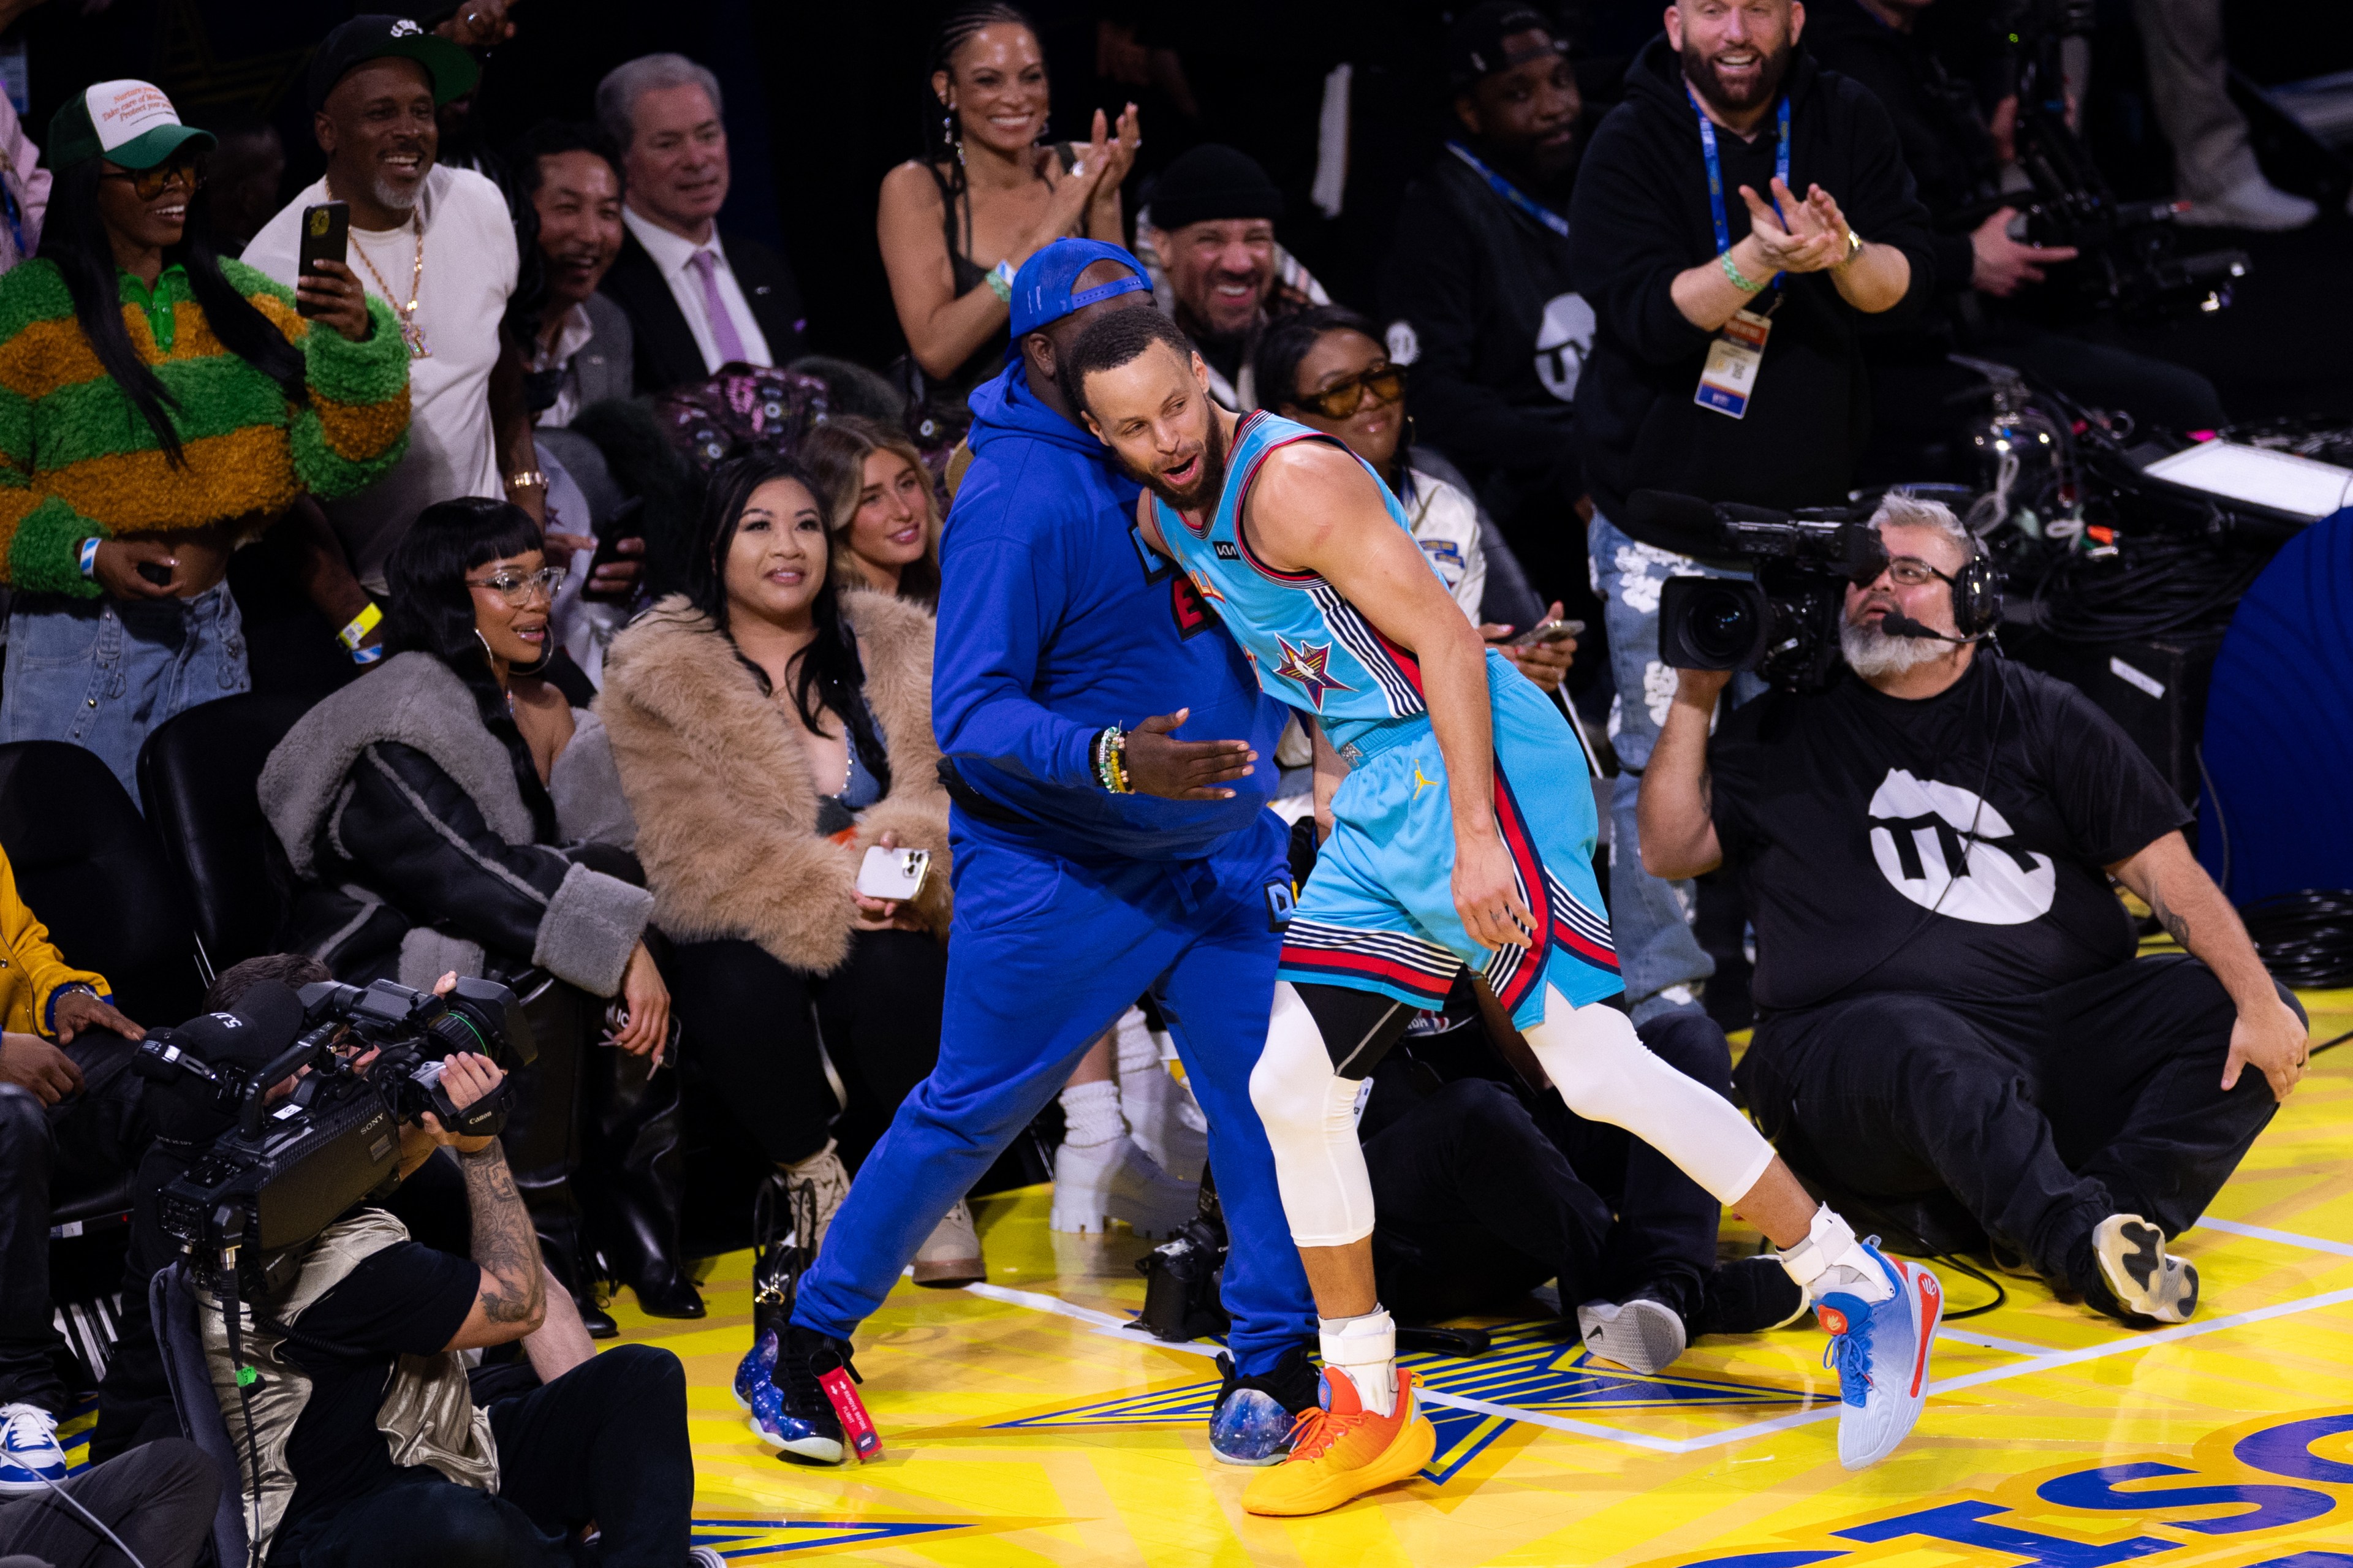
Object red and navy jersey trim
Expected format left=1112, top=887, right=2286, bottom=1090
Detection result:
left=1279, top=918, right=1460, bottom=1007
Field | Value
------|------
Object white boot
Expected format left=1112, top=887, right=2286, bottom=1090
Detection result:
left=1050, top=1134, right=1199, bottom=1239
left=1113, top=1007, right=1210, bottom=1182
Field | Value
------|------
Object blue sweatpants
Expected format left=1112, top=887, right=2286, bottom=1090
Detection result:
left=792, top=808, right=1317, bottom=1376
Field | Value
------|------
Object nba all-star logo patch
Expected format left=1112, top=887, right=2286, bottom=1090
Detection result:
left=1273, top=635, right=1353, bottom=709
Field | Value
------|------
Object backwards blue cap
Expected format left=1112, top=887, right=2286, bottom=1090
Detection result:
left=1008, top=238, right=1152, bottom=351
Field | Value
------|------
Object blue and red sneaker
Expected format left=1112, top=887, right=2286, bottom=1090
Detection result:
left=1816, top=1243, right=1942, bottom=1471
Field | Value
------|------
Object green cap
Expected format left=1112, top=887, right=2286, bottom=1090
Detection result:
left=48, top=80, right=216, bottom=172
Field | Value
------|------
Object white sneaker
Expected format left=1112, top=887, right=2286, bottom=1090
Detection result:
left=0, top=1403, right=64, bottom=1494
left=2177, top=175, right=2318, bottom=231
left=911, top=1200, right=985, bottom=1287
left=1577, top=1289, right=1689, bottom=1374
left=1050, top=1135, right=1198, bottom=1238
left=2093, top=1214, right=2199, bottom=1324
left=782, top=1140, right=851, bottom=1252
left=1120, top=1053, right=1211, bottom=1184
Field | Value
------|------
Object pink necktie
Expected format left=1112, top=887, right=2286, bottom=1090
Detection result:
left=687, top=248, right=749, bottom=367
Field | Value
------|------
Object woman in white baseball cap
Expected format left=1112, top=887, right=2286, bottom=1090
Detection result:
left=0, top=80, right=415, bottom=797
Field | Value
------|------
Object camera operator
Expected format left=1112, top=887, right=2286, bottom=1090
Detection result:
left=1802, top=0, right=2226, bottom=461
left=1636, top=495, right=2308, bottom=1325
left=145, top=1010, right=710, bottom=1568
left=1566, top=0, right=1934, bottom=1024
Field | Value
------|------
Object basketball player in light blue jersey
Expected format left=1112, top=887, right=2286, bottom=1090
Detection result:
left=1064, top=309, right=1941, bottom=1514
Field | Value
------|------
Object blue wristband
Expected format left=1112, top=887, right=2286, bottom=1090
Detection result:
left=77, top=537, right=99, bottom=577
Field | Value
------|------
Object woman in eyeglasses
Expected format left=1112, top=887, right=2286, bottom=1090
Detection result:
left=0, top=81, right=412, bottom=793
left=1255, top=305, right=1574, bottom=694
left=262, top=496, right=677, bottom=1335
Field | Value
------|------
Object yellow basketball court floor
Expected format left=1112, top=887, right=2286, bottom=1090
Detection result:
left=67, top=987, right=2353, bottom=1564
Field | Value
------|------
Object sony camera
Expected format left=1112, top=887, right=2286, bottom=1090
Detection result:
left=142, top=976, right=536, bottom=1297
left=1640, top=492, right=1886, bottom=691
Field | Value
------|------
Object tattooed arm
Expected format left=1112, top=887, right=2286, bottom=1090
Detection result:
left=429, top=1053, right=548, bottom=1349
left=2108, top=830, right=2311, bottom=1103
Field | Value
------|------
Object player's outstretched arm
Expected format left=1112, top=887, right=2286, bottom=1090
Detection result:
left=1245, top=445, right=1533, bottom=950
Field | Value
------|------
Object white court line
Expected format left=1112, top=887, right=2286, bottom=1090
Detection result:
left=966, top=1276, right=2353, bottom=1457
left=2195, top=1217, right=2353, bottom=1259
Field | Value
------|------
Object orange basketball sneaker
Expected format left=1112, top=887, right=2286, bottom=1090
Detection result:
left=1240, top=1365, right=1436, bottom=1516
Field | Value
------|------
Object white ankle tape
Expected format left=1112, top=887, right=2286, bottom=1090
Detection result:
left=1318, top=1309, right=1395, bottom=1369
left=1777, top=1205, right=1859, bottom=1289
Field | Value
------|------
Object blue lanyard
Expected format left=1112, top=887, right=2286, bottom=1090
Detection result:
left=1694, top=91, right=1790, bottom=263
left=1445, top=140, right=1569, bottom=240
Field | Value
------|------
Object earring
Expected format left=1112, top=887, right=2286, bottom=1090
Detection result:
left=945, top=99, right=964, bottom=167
left=1036, top=112, right=1051, bottom=146
left=476, top=627, right=496, bottom=663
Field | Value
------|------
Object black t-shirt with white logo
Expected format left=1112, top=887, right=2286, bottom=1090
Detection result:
left=1708, top=656, right=2191, bottom=1013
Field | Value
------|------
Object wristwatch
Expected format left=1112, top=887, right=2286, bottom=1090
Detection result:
left=1836, top=227, right=1865, bottom=267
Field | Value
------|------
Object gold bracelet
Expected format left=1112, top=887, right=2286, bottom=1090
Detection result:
left=504, top=469, right=549, bottom=494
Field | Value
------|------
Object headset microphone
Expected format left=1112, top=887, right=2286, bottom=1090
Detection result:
left=1879, top=608, right=1988, bottom=643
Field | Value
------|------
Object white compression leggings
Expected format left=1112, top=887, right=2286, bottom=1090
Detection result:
left=1248, top=980, right=1779, bottom=1248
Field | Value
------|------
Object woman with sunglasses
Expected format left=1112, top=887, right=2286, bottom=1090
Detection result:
left=0, top=81, right=412, bottom=793
left=262, top=497, right=677, bottom=1335
left=1256, top=305, right=1574, bottom=694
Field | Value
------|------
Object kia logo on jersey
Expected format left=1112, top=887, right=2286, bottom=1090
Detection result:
left=1865, top=769, right=2055, bottom=925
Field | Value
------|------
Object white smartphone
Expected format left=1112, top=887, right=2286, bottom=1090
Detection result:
left=856, top=845, right=931, bottom=902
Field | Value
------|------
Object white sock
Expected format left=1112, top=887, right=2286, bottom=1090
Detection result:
left=1319, top=1308, right=1397, bottom=1417
left=1776, top=1205, right=1895, bottom=1305
left=1058, top=1079, right=1124, bottom=1150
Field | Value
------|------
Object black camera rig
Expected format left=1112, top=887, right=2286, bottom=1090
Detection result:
left=142, top=976, right=535, bottom=1297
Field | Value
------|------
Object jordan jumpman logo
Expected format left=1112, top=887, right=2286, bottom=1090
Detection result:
left=1412, top=762, right=1438, bottom=800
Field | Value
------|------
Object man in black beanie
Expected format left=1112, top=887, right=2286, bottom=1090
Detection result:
left=1139, top=143, right=1327, bottom=409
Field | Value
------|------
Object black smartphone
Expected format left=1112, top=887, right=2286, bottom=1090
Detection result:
left=136, top=560, right=173, bottom=587
left=295, top=201, right=350, bottom=317
left=582, top=497, right=643, bottom=604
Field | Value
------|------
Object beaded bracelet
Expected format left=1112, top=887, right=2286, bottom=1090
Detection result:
left=1719, top=250, right=1765, bottom=294
left=1093, top=724, right=1132, bottom=794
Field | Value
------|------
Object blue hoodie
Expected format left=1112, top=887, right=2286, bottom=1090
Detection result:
left=934, top=360, right=1286, bottom=863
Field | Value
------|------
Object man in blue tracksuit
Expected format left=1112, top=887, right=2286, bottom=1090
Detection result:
left=765, top=240, right=1319, bottom=1467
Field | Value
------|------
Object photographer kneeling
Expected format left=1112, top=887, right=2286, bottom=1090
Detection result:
left=1637, top=495, right=2306, bottom=1325
left=150, top=989, right=706, bottom=1568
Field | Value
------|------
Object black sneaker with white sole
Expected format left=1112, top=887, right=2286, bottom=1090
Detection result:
left=2090, top=1214, right=2199, bottom=1325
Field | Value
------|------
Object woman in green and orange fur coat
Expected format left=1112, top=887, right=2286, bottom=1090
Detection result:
left=0, top=80, right=411, bottom=792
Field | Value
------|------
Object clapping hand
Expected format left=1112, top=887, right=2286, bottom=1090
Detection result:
left=1738, top=177, right=1849, bottom=275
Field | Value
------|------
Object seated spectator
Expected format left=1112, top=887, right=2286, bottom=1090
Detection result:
left=0, top=80, right=410, bottom=792
left=1803, top=0, right=2226, bottom=464
left=0, top=1436, right=217, bottom=1567
left=1639, top=496, right=2309, bottom=1325
left=0, top=83, right=48, bottom=275
left=1356, top=1000, right=1800, bottom=1366
left=594, top=54, right=808, bottom=395
left=259, top=497, right=679, bottom=1330
left=510, top=119, right=645, bottom=679
left=142, top=1012, right=714, bottom=1568
left=244, top=17, right=547, bottom=589
left=1135, top=143, right=1327, bottom=410
left=596, top=454, right=979, bottom=1288
left=877, top=2, right=1137, bottom=404
left=0, top=843, right=146, bottom=1487
left=513, top=121, right=633, bottom=429
left=1252, top=305, right=1571, bottom=695
left=1381, top=1, right=1593, bottom=603
left=801, top=415, right=942, bottom=606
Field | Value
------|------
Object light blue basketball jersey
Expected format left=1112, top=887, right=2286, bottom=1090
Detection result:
left=1149, top=412, right=1436, bottom=753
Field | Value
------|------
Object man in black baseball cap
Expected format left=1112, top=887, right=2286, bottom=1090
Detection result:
left=1381, top=0, right=1594, bottom=603
left=306, top=13, right=479, bottom=113
left=1139, top=143, right=1327, bottom=410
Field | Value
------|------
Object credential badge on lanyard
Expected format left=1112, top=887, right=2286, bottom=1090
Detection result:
left=1692, top=93, right=1789, bottom=421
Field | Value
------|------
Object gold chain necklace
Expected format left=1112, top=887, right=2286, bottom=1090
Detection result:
left=349, top=214, right=430, bottom=360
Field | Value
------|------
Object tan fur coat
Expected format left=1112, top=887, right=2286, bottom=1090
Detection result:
left=595, top=589, right=950, bottom=974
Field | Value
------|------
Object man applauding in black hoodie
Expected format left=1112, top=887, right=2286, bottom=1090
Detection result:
left=1566, top=0, right=1936, bottom=1028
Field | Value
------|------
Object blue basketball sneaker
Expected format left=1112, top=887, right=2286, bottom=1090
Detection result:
left=0, top=1404, right=64, bottom=1494
left=748, top=1325, right=857, bottom=1466
left=733, top=1328, right=778, bottom=1411
left=1816, top=1243, right=1942, bottom=1471
left=1210, top=1346, right=1321, bottom=1466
